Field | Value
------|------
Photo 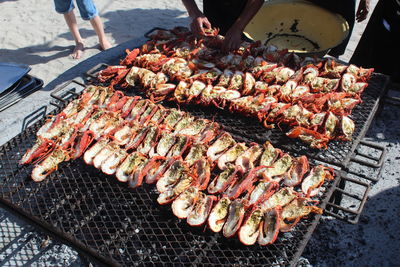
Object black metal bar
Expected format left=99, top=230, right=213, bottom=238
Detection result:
left=325, top=175, right=370, bottom=224
left=334, top=188, right=363, bottom=201
left=348, top=153, right=386, bottom=183
left=85, top=63, right=109, bottom=79
left=0, top=229, right=33, bottom=255
left=343, top=101, right=383, bottom=167
left=144, top=27, right=168, bottom=39
left=21, top=106, right=47, bottom=131
left=49, top=101, right=63, bottom=109
left=0, top=233, right=36, bottom=263
left=350, top=140, right=387, bottom=169
left=49, top=80, right=85, bottom=107
left=384, top=95, right=400, bottom=106
left=290, top=171, right=342, bottom=267
left=344, top=140, right=387, bottom=183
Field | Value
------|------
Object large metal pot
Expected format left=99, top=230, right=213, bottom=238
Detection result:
left=243, top=0, right=350, bottom=57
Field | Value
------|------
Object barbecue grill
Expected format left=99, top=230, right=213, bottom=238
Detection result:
left=0, top=38, right=390, bottom=266
left=0, top=97, right=339, bottom=266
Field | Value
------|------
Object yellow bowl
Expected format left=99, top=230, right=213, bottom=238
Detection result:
left=244, top=0, right=349, bottom=56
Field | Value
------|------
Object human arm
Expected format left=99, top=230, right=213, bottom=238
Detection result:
left=356, top=0, right=370, bottom=22
left=181, top=0, right=211, bottom=36
left=222, top=0, right=264, bottom=52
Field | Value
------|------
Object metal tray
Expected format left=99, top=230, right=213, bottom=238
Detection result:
left=0, top=75, right=44, bottom=112
left=0, top=62, right=31, bottom=94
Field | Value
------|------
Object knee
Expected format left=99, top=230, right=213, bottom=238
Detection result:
left=54, top=0, right=74, bottom=14
left=76, top=0, right=98, bottom=20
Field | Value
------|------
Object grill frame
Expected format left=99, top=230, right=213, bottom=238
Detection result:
left=1, top=89, right=341, bottom=267
left=0, top=62, right=389, bottom=266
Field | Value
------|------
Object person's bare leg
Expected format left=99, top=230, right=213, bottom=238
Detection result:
left=90, top=16, right=112, bottom=50
left=63, top=10, right=84, bottom=59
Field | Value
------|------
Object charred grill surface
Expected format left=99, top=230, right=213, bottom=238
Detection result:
left=0, top=112, right=339, bottom=266
left=149, top=73, right=388, bottom=167
left=0, top=42, right=388, bottom=266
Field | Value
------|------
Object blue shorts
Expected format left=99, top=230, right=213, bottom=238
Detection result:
left=54, top=0, right=98, bottom=20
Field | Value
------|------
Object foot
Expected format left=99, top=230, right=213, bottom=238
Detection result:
left=71, top=42, right=84, bottom=59
left=99, top=38, right=112, bottom=51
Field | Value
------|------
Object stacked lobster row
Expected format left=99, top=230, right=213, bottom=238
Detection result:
left=98, top=26, right=374, bottom=149
left=21, top=86, right=334, bottom=246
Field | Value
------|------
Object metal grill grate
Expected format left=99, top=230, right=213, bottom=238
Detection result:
left=152, top=73, right=388, bottom=168
left=86, top=63, right=389, bottom=168
left=0, top=109, right=339, bottom=266
left=0, top=72, right=388, bottom=266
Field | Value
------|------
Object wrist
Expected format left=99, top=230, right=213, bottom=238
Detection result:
left=231, top=22, right=245, bottom=33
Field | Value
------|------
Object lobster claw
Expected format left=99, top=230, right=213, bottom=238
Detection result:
left=106, top=91, right=125, bottom=111
left=143, top=156, right=172, bottom=184
left=279, top=198, right=322, bottom=232
left=97, top=65, right=127, bottom=83
left=247, top=179, right=279, bottom=207
left=301, top=166, right=334, bottom=197
left=207, top=164, right=239, bottom=194
left=115, top=152, right=146, bottom=183
left=120, top=48, right=140, bottom=66
left=286, top=126, right=329, bottom=149
left=192, top=157, right=211, bottom=191
left=149, top=83, right=176, bottom=103
left=128, top=157, right=150, bottom=189
left=102, top=149, right=128, bottom=176
left=157, top=171, right=194, bottom=205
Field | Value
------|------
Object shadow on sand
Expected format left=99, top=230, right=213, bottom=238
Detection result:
left=0, top=8, right=188, bottom=67
left=303, top=185, right=400, bottom=266
left=302, top=101, right=400, bottom=266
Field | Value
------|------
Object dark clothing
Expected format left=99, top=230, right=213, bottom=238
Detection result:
left=203, top=0, right=247, bottom=35
left=203, top=0, right=356, bottom=57
left=382, top=0, right=400, bottom=34
left=350, top=0, right=400, bottom=81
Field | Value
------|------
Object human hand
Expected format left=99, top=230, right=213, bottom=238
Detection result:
left=222, top=27, right=243, bottom=52
left=356, top=0, right=370, bottom=22
left=190, top=15, right=212, bottom=36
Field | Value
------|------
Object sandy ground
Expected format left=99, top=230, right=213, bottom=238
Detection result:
left=1, top=0, right=399, bottom=266
left=0, top=0, right=196, bottom=86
